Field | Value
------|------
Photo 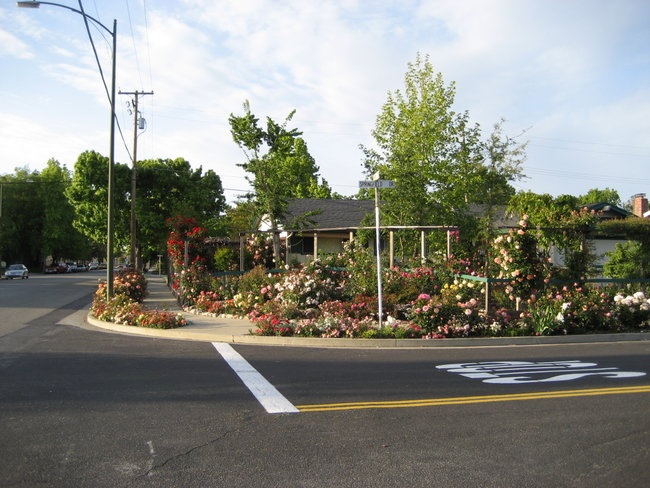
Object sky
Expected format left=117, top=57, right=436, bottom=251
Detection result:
left=1, top=0, right=649, bottom=205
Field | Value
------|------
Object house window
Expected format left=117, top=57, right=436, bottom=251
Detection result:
left=289, top=235, right=314, bottom=254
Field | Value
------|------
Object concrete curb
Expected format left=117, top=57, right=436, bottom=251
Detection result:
left=86, top=313, right=649, bottom=348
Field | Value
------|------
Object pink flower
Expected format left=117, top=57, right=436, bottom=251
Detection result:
left=417, top=293, right=431, bottom=300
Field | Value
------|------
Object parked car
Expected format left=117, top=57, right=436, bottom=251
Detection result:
left=65, top=262, right=78, bottom=273
left=4, top=264, right=29, bottom=279
left=88, top=262, right=99, bottom=271
left=44, top=263, right=67, bottom=274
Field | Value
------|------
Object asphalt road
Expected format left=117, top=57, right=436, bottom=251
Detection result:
left=1, top=273, right=649, bottom=487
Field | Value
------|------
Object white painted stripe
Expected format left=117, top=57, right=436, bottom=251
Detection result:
left=212, top=342, right=299, bottom=414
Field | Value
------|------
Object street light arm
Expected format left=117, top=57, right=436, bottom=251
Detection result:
left=17, top=2, right=114, bottom=36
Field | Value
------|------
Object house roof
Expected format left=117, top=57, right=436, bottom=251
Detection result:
left=582, top=202, right=631, bottom=219
left=282, top=198, right=375, bottom=230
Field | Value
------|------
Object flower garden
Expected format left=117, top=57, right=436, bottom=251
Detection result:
left=181, top=258, right=650, bottom=338
left=90, top=215, right=650, bottom=338
left=90, top=269, right=187, bottom=329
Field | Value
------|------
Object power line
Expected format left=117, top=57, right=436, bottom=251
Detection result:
left=124, top=0, right=144, bottom=90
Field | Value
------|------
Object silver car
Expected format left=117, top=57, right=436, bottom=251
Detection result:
left=4, top=264, right=29, bottom=279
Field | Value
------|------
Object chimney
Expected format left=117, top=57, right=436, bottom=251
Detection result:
left=632, top=193, right=648, bottom=217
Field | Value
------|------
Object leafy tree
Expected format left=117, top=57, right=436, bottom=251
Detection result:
left=578, top=188, right=621, bottom=206
left=224, top=200, right=261, bottom=235
left=599, top=217, right=650, bottom=278
left=65, top=150, right=131, bottom=256
left=66, top=153, right=226, bottom=268
left=136, top=158, right=226, bottom=265
left=39, top=160, right=90, bottom=262
left=360, top=53, right=525, bottom=260
left=229, top=101, right=331, bottom=263
left=474, top=120, right=527, bottom=206
left=0, top=162, right=89, bottom=269
left=0, top=169, right=42, bottom=268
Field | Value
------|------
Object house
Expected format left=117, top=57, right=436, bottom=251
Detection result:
left=280, top=198, right=375, bottom=263
left=274, top=198, right=458, bottom=265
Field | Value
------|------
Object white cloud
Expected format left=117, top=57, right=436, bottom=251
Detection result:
left=0, top=28, right=33, bottom=59
left=2, top=0, right=649, bottom=202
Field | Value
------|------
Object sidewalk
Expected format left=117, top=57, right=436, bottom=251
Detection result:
left=85, top=275, right=650, bottom=348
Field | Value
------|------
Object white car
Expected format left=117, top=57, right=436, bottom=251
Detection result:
left=4, top=264, right=29, bottom=279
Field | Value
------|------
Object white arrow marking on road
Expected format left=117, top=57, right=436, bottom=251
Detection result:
left=212, top=342, right=299, bottom=414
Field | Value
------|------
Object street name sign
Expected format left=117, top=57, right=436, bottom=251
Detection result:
left=358, top=180, right=395, bottom=189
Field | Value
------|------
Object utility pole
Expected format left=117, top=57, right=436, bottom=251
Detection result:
left=119, top=89, right=153, bottom=270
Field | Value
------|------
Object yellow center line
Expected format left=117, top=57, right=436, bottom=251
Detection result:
left=296, top=385, right=650, bottom=412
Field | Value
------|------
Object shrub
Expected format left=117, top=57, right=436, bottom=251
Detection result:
left=178, top=262, right=212, bottom=306
left=613, top=291, right=650, bottom=329
left=113, top=270, right=147, bottom=302
left=90, top=273, right=186, bottom=329
left=491, top=216, right=551, bottom=303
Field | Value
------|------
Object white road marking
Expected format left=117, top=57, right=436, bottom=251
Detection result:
left=437, top=360, right=646, bottom=384
left=212, top=342, right=299, bottom=414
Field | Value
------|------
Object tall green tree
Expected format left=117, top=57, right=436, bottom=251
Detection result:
left=0, top=162, right=88, bottom=269
left=229, top=101, right=331, bottom=262
left=361, top=53, right=525, bottom=259
left=39, top=159, right=89, bottom=262
left=65, top=150, right=131, bottom=256
left=136, top=158, right=226, bottom=264
left=0, top=168, right=43, bottom=267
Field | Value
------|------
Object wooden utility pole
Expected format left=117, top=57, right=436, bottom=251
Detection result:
left=119, top=89, right=153, bottom=269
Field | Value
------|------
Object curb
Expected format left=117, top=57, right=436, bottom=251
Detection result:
left=86, top=313, right=649, bottom=348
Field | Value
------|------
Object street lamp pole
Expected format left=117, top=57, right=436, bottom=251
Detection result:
left=17, top=1, right=117, bottom=299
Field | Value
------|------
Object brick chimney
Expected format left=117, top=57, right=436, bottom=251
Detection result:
left=632, top=193, right=648, bottom=217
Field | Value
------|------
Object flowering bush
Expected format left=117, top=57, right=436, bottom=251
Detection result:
left=271, top=261, right=347, bottom=311
left=407, top=292, right=483, bottom=338
left=194, top=290, right=225, bottom=314
left=113, top=270, right=147, bottom=302
left=613, top=291, right=650, bottom=328
left=245, top=234, right=285, bottom=269
left=306, top=297, right=377, bottom=338
left=384, top=265, right=441, bottom=308
left=90, top=272, right=187, bottom=329
left=177, top=261, right=213, bottom=306
left=135, top=310, right=188, bottom=329
left=166, top=215, right=208, bottom=268
left=491, top=216, right=551, bottom=303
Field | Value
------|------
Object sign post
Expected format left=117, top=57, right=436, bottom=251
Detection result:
left=359, top=175, right=394, bottom=328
